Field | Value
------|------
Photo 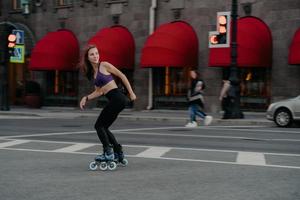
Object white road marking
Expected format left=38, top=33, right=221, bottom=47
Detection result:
left=2, top=126, right=299, bottom=142
left=1, top=146, right=300, bottom=170
left=113, top=131, right=300, bottom=142
left=136, top=147, right=171, bottom=158
left=0, top=116, right=43, bottom=119
left=1, top=138, right=299, bottom=157
left=0, top=126, right=299, bottom=170
left=237, top=152, right=266, bottom=165
left=204, top=127, right=300, bottom=134
left=137, top=156, right=300, bottom=170
left=113, top=126, right=300, bottom=134
left=0, top=140, right=29, bottom=148
left=0, top=130, right=95, bottom=139
left=1, top=125, right=299, bottom=138
left=53, top=143, right=95, bottom=153
left=113, top=126, right=187, bottom=132
left=125, top=143, right=300, bottom=157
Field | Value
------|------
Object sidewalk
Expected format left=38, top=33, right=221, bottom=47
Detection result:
left=0, top=106, right=272, bottom=126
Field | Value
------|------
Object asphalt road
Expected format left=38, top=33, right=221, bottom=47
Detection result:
left=0, top=116, right=299, bottom=200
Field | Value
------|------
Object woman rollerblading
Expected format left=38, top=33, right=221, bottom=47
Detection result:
left=79, top=45, right=136, bottom=171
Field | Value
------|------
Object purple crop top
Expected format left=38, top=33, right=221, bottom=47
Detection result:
left=94, top=70, right=114, bottom=87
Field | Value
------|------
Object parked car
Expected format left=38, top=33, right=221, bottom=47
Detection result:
left=266, top=95, right=300, bottom=127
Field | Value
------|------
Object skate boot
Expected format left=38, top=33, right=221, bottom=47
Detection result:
left=114, top=144, right=128, bottom=166
left=89, top=147, right=117, bottom=171
left=114, top=151, right=129, bottom=166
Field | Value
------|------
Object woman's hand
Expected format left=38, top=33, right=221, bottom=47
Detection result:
left=129, top=92, right=136, bottom=101
left=80, top=96, right=87, bottom=110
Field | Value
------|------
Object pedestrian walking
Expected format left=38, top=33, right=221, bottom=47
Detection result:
left=79, top=44, right=136, bottom=170
left=185, top=69, right=213, bottom=127
left=219, top=79, right=232, bottom=119
left=219, top=77, right=244, bottom=119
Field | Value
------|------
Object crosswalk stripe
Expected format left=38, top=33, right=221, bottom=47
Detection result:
left=1, top=147, right=299, bottom=170
left=0, top=140, right=29, bottom=148
left=53, top=143, right=95, bottom=153
left=136, top=147, right=171, bottom=158
left=0, top=139, right=299, bottom=169
left=236, top=152, right=266, bottom=165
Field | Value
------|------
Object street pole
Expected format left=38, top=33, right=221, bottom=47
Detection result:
left=0, top=22, right=11, bottom=111
left=229, top=0, right=243, bottom=118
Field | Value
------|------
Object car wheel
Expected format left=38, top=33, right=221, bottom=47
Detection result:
left=274, top=108, right=293, bottom=127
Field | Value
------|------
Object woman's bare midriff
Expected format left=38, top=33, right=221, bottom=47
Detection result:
left=101, top=80, right=118, bottom=94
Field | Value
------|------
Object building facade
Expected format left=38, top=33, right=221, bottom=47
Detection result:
left=0, top=0, right=299, bottom=112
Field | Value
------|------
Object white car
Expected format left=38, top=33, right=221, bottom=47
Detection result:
left=266, top=95, right=300, bottom=127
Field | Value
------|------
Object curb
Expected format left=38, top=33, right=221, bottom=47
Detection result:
left=118, top=115, right=272, bottom=126
left=0, top=111, right=40, bottom=117
left=0, top=109, right=272, bottom=126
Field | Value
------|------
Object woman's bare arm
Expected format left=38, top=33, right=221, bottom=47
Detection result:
left=103, top=62, right=136, bottom=101
left=80, top=87, right=103, bottom=110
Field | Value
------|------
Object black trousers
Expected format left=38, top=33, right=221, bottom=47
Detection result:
left=94, top=88, right=128, bottom=152
left=222, top=96, right=232, bottom=119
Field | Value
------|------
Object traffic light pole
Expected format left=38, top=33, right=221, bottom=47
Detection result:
left=228, top=0, right=243, bottom=118
left=0, top=23, right=11, bottom=111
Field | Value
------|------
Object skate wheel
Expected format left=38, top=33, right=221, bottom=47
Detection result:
left=89, top=161, right=98, bottom=171
left=108, top=162, right=117, bottom=171
left=120, top=159, right=128, bottom=166
left=99, top=162, right=108, bottom=171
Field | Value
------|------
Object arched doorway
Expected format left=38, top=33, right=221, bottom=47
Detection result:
left=141, top=21, right=199, bottom=109
left=209, top=16, right=272, bottom=111
left=0, top=21, right=36, bottom=107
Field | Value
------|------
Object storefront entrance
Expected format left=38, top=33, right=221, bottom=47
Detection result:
left=240, top=68, right=271, bottom=111
left=153, top=67, right=190, bottom=109
left=44, top=70, right=78, bottom=106
left=8, top=61, right=30, bottom=106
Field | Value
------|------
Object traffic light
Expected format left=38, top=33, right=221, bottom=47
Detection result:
left=8, top=34, right=16, bottom=48
left=209, top=11, right=231, bottom=48
left=7, top=33, right=16, bottom=56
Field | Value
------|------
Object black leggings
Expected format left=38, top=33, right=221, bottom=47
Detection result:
left=94, top=88, right=128, bottom=152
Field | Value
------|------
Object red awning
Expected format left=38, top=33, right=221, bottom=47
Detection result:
left=288, top=28, right=300, bottom=65
left=141, top=21, right=198, bottom=68
left=29, top=29, right=79, bottom=71
left=209, top=16, right=272, bottom=68
left=88, top=25, right=135, bottom=69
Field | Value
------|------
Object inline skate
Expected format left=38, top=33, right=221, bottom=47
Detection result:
left=113, top=144, right=128, bottom=166
left=114, top=151, right=129, bottom=167
left=89, top=148, right=117, bottom=171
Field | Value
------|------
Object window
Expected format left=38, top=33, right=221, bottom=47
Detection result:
left=105, top=0, right=128, bottom=4
left=12, top=0, right=22, bottom=10
left=56, top=0, right=73, bottom=6
left=239, top=68, right=271, bottom=110
left=153, top=67, right=190, bottom=108
left=45, top=71, right=78, bottom=106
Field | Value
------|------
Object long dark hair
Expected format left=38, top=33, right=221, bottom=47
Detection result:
left=78, top=44, right=97, bottom=81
